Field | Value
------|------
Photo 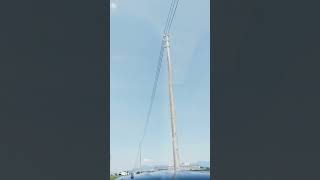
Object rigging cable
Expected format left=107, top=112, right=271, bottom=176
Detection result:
left=131, top=0, right=180, bottom=172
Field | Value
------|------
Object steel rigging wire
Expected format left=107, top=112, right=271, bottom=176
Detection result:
left=131, top=0, right=180, bottom=172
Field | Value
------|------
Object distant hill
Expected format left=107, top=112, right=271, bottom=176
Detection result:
left=191, top=161, right=210, bottom=167
left=131, top=161, right=210, bottom=172
left=132, top=164, right=168, bottom=171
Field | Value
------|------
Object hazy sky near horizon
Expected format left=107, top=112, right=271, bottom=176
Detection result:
left=110, top=0, right=210, bottom=173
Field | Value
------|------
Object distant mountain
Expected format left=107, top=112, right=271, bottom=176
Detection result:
left=191, top=161, right=210, bottom=167
left=132, top=161, right=210, bottom=172
left=133, top=164, right=168, bottom=171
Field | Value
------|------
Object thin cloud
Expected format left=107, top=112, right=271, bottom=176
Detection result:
left=110, top=0, right=119, bottom=13
left=143, top=158, right=155, bottom=163
left=111, top=2, right=117, bottom=9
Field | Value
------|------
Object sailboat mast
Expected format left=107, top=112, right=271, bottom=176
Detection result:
left=139, top=150, right=141, bottom=170
left=164, top=34, right=180, bottom=171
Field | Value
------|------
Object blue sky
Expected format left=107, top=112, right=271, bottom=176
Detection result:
left=110, top=0, right=210, bottom=173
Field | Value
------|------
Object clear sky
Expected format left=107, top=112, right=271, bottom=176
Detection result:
left=110, top=0, right=210, bottom=173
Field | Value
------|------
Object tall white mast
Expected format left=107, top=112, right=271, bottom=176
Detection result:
left=139, top=150, right=141, bottom=170
left=163, top=34, right=180, bottom=171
